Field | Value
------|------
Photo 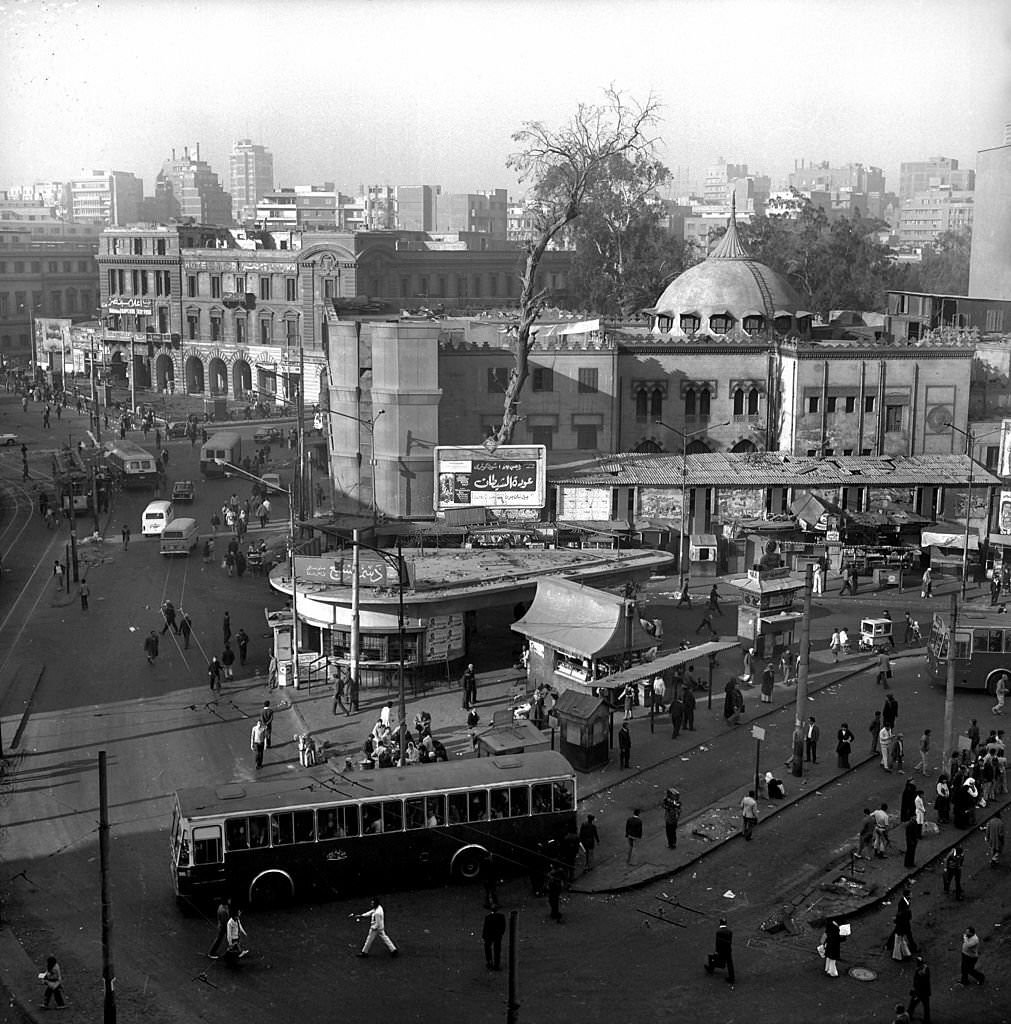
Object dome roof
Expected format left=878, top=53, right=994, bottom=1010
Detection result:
left=652, top=203, right=803, bottom=327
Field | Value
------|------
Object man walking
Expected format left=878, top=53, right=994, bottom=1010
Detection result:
left=682, top=684, right=696, bottom=730
left=207, top=897, right=232, bottom=958
left=804, top=716, right=820, bottom=763
left=260, top=700, right=274, bottom=749
left=221, top=642, right=236, bottom=679
left=250, top=719, right=267, bottom=769
left=741, top=790, right=759, bottom=840
left=460, top=663, right=477, bottom=709
left=943, top=845, right=964, bottom=900
left=876, top=650, right=891, bottom=689
left=883, top=693, right=899, bottom=730
left=695, top=609, right=718, bottom=638
left=161, top=599, right=179, bottom=635
left=357, top=897, right=398, bottom=957
left=708, top=585, right=722, bottom=614
left=179, top=612, right=192, bottom=649
left=915, top=730, right=932, bottom=775
left=208, top=656, right=223, bottom=693
left=921, top=567, right=933, bottom=599
left=578, top=814, right=599, bottom=871
left=144, top=630, right=159, bottom=665
left=618, top=722, right=632, bottom=769
left=79, top=578, right=90, bottom=611
left=704, top=918, right=735, bottom=985
left=669, top=689, right=684, bottom=738
left=235, top=628, right=249, bottom=666
left=662, top=787, right=681, bottom=849
left=959, top=926, right=985, bottom=986
left=907, top=957, right=932, bottom=1024
left=332, top=667, right=350, bottom=716
left=985, top=809, right=1004, bottom=866
left=482, top=905, right=506, bottom=970
left=624, top=808, right=643, bottom=865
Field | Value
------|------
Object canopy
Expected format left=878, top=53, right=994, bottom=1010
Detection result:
left=791, top=492, right=842, bottom=530
left=512, top=578, right=657, bottom=659
left=921, top=528, right=979, bottom=550
left=568, top=640, right=741, bottom=692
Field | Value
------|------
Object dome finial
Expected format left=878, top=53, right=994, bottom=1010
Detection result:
left=708, top=193, right=749, bottom=260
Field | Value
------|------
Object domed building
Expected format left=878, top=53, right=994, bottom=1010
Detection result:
left=648, top=200, right=812, bottom=341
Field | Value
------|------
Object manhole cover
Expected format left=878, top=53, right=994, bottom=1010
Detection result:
left=848, top=966, right=877, bottom=982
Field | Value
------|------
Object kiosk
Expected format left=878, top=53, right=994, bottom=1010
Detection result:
left=553, top=691, right=610, bottom=772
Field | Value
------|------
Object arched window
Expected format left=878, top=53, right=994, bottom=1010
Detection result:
left=684, top=388, right=696, bottom=417
left=699, top=389, right=711, bottom=416
left=650, top=389, right=663, bottom=421
left=635, top=390, right=648, bottom=422
left=747, top=388, right=760, bottom=415
left=743, top=315, right=764, bottom=334
left=733, top=388, right=744, bottom=415
left=680, top=313, right=700, bottom=334
left=709, top=313, right=734, bottom=334
left=774, top=315, right=793, bottom=334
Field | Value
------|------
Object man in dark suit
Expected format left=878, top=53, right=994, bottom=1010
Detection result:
left=482, top=905, right=506, bottom=970
left=805, top=716, right=821, bottom=763
left=705, top=918, right=735, bottom=985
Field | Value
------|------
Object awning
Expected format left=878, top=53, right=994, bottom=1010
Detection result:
left=567, top=640, right=741, bottom=692
left=558, top=519, right=631, bottom=533
left=759, top=611, right=805, bottom=627
left=512, top=578, right=657, bottom=659
left=988, top=533, right=1011, bottom=547
left=921, top=528, right=979, bottom=550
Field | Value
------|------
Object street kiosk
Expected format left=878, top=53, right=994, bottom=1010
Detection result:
left=553, top=690, right=610, bottom=772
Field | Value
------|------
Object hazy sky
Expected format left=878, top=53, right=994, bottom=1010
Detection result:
left=2, top=0, right=1009, bottom=197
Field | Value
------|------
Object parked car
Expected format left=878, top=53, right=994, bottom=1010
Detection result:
left=253, top=425, right=284, bottom=443
left=171, top=479, right=195, bottom=503
left=259, top=472, right=285, bottom=494
left=166, top=420, right=190, bottom=438
left=0, top=432, right=18, bottom=446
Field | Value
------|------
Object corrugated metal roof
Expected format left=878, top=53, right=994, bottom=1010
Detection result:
left=550, top=453, right=997, bottom=489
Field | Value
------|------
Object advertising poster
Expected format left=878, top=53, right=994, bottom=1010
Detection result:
left=638, top=486, right=683, bottom=520
left=35, top=317, right=72, bottom=353
left=434, top=445, right=546, bottom=511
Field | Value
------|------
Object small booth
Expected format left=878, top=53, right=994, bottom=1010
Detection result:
left=726, top=565, right=804, bottom=661
left=512, top=578, right=660, bottom=695
left=553, top=690, right=610, bottom=772
left=921, top=523, right=980, bottom=580
left=475, top=709, right=551, bottom=758
left=986, top=533, right=1011, bottom=584
left=689, top=533, right=719, bottom=580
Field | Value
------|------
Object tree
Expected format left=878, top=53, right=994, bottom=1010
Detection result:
left=493, top=88, right=663, bottom=444
left=914, top=228, right=972, bottom=296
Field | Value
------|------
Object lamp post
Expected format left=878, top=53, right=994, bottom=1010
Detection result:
left=654, top=419, right=731, bottom=589
left=946, top=422, right=1000, bottom=600
left=215, top=457, right=300, bottom=688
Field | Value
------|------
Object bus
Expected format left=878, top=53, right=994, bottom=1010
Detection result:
left=926, top=607, right=1011, bottom=693
left=170, top=750, right=576, bottom=908
left=103, top=440, right=159, bottom=489
left=199, top=431, right=242, bottom=477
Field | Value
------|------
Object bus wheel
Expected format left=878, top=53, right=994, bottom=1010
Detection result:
left=984, top=670, right=1009, bottom=696
left=451, top=846, right=486, bottom=883
left=248, top=870, right=294, bottom=908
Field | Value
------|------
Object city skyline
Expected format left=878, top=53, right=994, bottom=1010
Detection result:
left=1, top=0, right=1008, bottom=200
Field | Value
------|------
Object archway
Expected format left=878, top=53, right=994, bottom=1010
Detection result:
left=208, top=357, right=228, bottom=396
left=232, top=359, right=252, bottom=399
left=185, top=356, right=205, bottom=394
left=686, top=440, right=711, bottom=455
left=155, top=353, right=175, bottom=393
left=731, top=439, right=758, bottom=454
left=634, top=438, right=663, bottom=454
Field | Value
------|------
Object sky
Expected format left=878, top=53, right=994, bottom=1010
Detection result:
left=1, top=0, right=1009, bottom=198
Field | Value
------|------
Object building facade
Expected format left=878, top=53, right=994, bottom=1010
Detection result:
left=396, top=185, right=437, bottom=232
left=152, top=146, right=232, bottom=226
left=968, top=139, right=1011, bottom=301
left=896, top=189, right=974, bottom=247
left=898, top=157, right=974, bottom=201
left=70, top=170, right=144, bottom=226
left=229, top=139, right=274, bottom=224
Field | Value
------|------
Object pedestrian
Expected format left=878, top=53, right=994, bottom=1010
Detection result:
left=482, top=904, right=506, bottom=970
left=876, top=650, right=891, bottom=688
left=695, top=609, right=718, bottom=638
left=704, top=918, right=735, bottom=985
left=618, top=721, right=631, bottom=768
left=836, top=723, right=854, bottom=769
left=682, top=684, right=696, bottom=730
left=740, top=789, right=758, bottom=840
left=39, top=955, right=65, bottom=1009
left=857, top=807, right=876, bottom=860
left=578, top=813, right=599, bottom=871
left=839, top=564, right=855, bottom=596
left=460, top=662, right=477, bottom=709
left=121, top=523, right=130, bottom=549
left=760, top=661, right=775, bottom=703
left=621, top=681, right=636, bottom=720
left=662, top=787, right=681, bottom=849
left=221, top=642, right=236, bottom=679
left=921, top=567, right=932, bottom=599
left=993, top=672, right=1008, bottom=716
left=883, top=693, right=899, bottom=730
left=545, top=865, right=563, bottom=921
left=349, top=669, right=360, bottom=711
left=676, top=577, right=691, bottom=607
left=985, top=809, right=1004, bottom=866
left=250, top=719, right=267, bottom=769
left=900, top=779, right=918, bottom=822
left=651, top=674, right=666, bottom=713
left=891, top=886, right=917, bottom=960
left=669, top=688, right=684, bottom=738
left=208, top=656, right=222, bottom=693
left=804, top=716, right=820, bottom=763
left=934, top=773, right=951, bottom=824
left=942, top=845, right=964, bottom=899
left=915, top=730, right=932, bottom=775
left=829, top=627, right=841, bottom=662
left=708, top=585, right=721, bottom=613
left=228, top=628, right=247, bottom=668
left=225, top=907, right=248, bottom=961
left=207, top=897, right=232, bottom=957
left=904, top=815, right=920, bottom=868
left=79, top=578, right=89, bottom=611
left=179, top=613, right=192, bottom=649
left=332, top=667, right=350, bottom=716
left=968, top=718, right=981, bottom=753
left=624, top=807, right=643, bottom=864
left=907, top=956, right=932, bottom=1023
left=53, top=559, right=65, bottom=591
left=478, top=851, right=498, bottom=907
left=356, top=897, right=399, bottom=957
left=161, top=599, right=179, bottom=634
left=903, top=611, right=915, bottom=644
left=992, top=575, right=1002, bottom=606
left=821, top=917, right=844, bottom=978
left=222, top=611, right=231, bottom=645
left=260, top=700, right=274, bottom=748
left=467, top=706, right=482, bottom=748
left=870, top=710, right=882, bottom=754
left=144, top=630, right=159, bottom=664
left=959, top=926, right=985, bottom=986
left=813, top=561, right=824, bottom=595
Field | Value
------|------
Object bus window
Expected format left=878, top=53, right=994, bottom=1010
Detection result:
left=425, top=795, right=446, bottom=827
left=509, top=785, right=530, bottom=817
left=293, top=810, right=315, bottom=843
left=225, top=818, right=249, bottom=851
left=405, top=798, right=426, bottom=830
left=249, top=815, right=270, bottom=849
left=490, top=788, right=509, bottom=820
left=339, top=805, right=360, bottom=837
left=954, top=631, right=971, bottom=660
left=382, top=800, right=403, bottom=832
left=974, top=629, right=1003, bottom=653
left=192, top=826, right=221, bottom=865
left=468, top=790, right=488, bottom=822
left=532, top=784, right=552, bottom=815
left=552, top=780, right=574, bottom=811
left=271, top=812, right=294, bottom=847
left=448, top=793, right=467, bottom=824
left=362, top=803, right=384, bottom=834
left=317, top=809, right=341, bottom=839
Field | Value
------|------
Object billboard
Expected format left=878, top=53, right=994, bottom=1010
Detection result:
left=434, top=444, right=546, bottom=511
left=999, top=419, right=1011, bottom=479
left=35, top=317, right=72, bottom=354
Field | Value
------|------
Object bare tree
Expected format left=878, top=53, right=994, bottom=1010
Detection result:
left=492, top=87, right=663, bottom=444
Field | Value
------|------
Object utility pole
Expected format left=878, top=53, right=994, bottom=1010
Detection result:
left=98, top=750, right=117, bottom=1024
left=351, top=529, right=361, bottom=694
left=942, top=592, right=958, bottom=773
left=791, top=563, right=813, bottom=777
left=506, top=910, right=519, bottom=1024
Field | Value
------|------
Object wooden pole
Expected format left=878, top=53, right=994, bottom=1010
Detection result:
left=791, top=563, right=813, bottom=777
left=99, top=750, right=117, bottom=1023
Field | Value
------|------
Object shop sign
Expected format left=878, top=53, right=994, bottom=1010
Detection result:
left=434, top=445, right=546, bottom=511
left=293, top=554, right=402, bottom=588
left=108, top=297, right=153, bottom=314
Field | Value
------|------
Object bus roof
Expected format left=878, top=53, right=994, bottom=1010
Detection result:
left=104, top=440, right=156, bottom=458
left=176, top=750, right=573, bottom=819
left=202, top=430, right=242, bottom=445
left=936, top=606, right=1011, bottom=627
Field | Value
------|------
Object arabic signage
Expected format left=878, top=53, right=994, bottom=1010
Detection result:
left=434, top=444, right=546, bottom=511
left=293, top=554, right=401, bottom=588
left=108, top=297, right=154, bottom=314
left=34, top=317, right=72, bottom=353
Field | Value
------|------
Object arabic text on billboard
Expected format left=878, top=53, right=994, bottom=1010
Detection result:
left=434, top=445, right=545, bottom=510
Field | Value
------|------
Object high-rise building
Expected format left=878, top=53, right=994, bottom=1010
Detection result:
left=703, top=160, right=748, bottom=204
left=229, top=140, right=274, bottom=224
left=70, top=170, right=143, bottom=225
left=898, top=157, right=974, bottom=201
left=969, top=138, right=1011, bottom=301
left=434, top=188, right=507, bottom=236
left=396, top=185, right=437, bottom=232
left=153, top=145, right=232, bottom=226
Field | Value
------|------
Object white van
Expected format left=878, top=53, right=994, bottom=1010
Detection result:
left=160, top=517, right=199, bottom=556
left=142, top=499, right=175, bottom=537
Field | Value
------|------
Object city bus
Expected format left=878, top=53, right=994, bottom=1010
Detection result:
left=926, top=607, right=1011, bottom=693
left=170, top=750, right=576, bottom=909
left=199, top=431, right=242, bottom=477
left=103, top=440, right=159, bottom=489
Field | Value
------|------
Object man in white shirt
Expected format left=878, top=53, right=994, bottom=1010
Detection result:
left=740, top=790, right=759, bottom=841
left=357, top=896, right=398, bottom=957
left=652, top=676, right=666, bottom=714
left=250, top=720, right=266, bottom=770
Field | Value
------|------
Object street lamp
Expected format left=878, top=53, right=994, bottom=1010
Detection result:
left=654, top=419, right=731, bottom=590
left=946, top=422, right=1000, bottom=600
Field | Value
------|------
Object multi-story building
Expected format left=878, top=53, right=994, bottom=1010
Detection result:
left=69, top=170, right=144, bottom=225
left=1, top=181, right=70, bottom=219
left=788, top=161, right=885, bottom=196
left=396, top=185, right=437, bottom=232
left=898, top=157, right=974, bottom=201
left=435, top=189, right=508, bottom=236
left=969, top=137, right=1011, bottom=301
left=151, top=146, right=232, bottom=226
left=703, top=160, right=748, bottom=204
left=0, top=223, right=99, bottom=365
left=896, top=189, right=974, bottom=247
left=257, top=186, right=340, bottom=232
left=229, top=139, right=274, bottom=224
left=362, top=185, right=395, bottom=230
